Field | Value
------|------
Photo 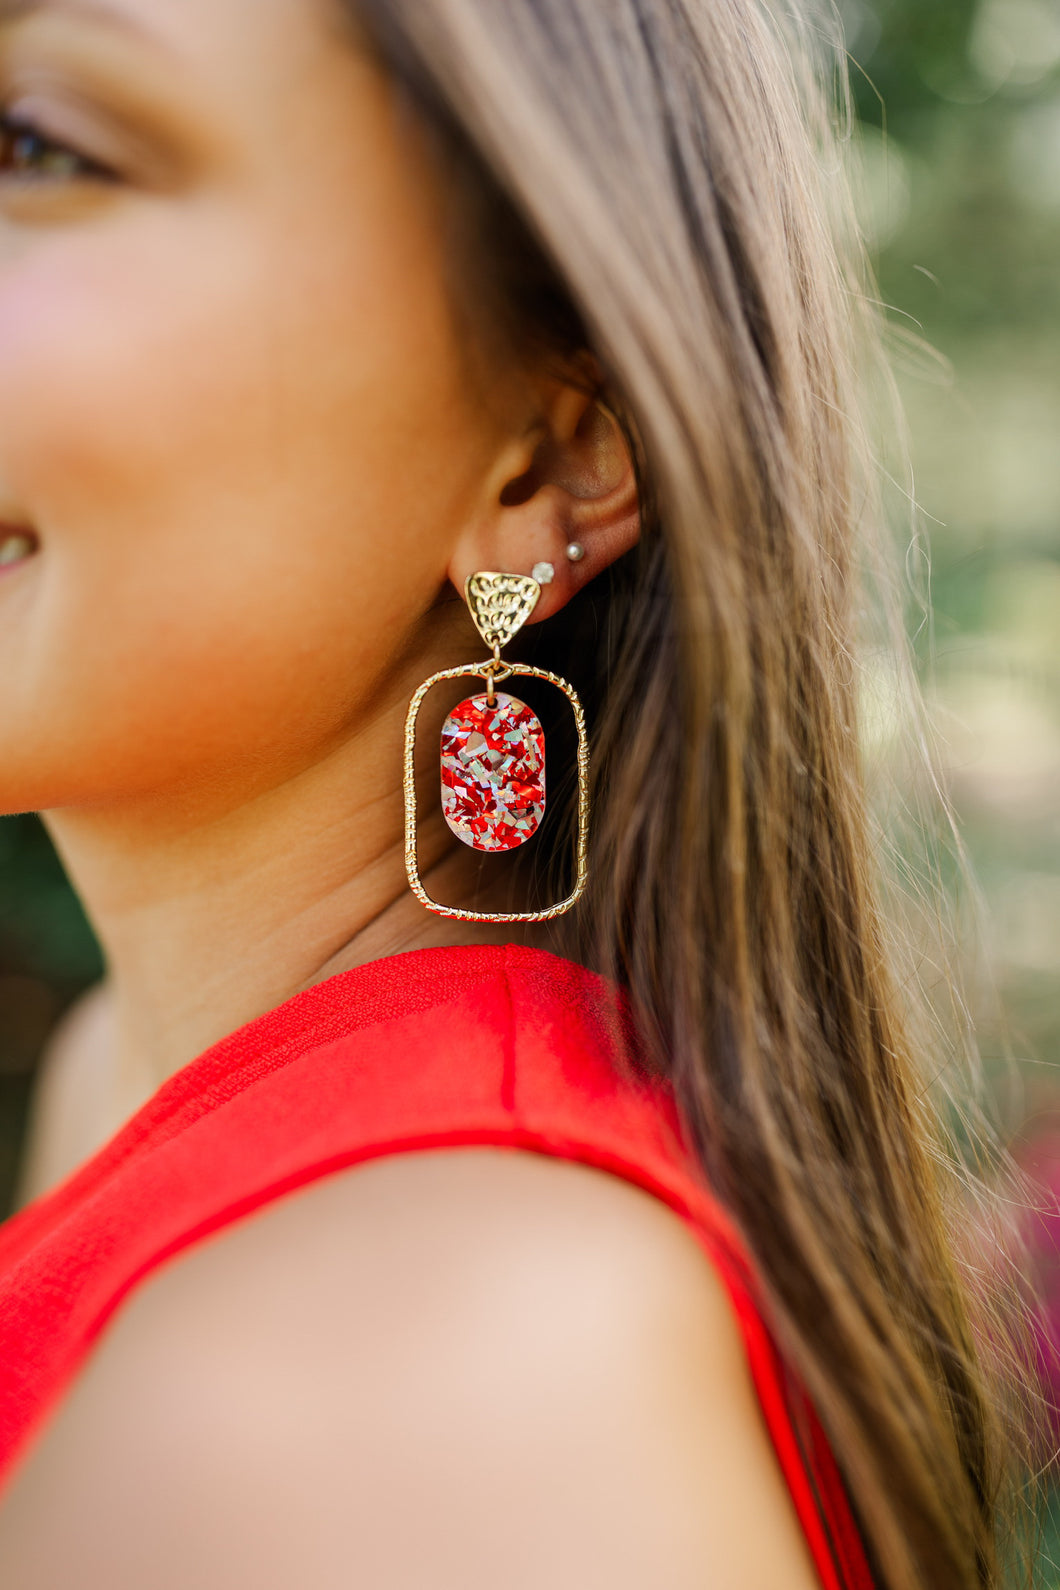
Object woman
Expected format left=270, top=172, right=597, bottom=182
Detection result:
left=0, top=0, right=1035, bottom=1585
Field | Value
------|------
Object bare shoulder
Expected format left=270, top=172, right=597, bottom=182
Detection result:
left=0, top=1150, right=821, bottom=1590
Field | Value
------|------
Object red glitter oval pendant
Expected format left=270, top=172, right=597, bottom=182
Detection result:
left=441, top=691, right=546, bottom=852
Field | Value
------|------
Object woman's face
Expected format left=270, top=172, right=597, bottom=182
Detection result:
left=0, top=0, right=518, bottom=816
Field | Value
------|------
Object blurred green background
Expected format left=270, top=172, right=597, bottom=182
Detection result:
left=0, top=0, right=1057, bottom=1559
left=0, top=818, right=100, bottom=1207
left=845, top=0, right=1060, bottom=1115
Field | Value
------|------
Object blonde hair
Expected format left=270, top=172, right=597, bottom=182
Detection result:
left=345, top=1, right=1040, bottom=1583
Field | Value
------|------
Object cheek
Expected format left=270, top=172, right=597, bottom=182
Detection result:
left=0, top=200, right=487, bottom=810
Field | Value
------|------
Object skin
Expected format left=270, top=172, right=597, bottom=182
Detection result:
left=0, top=0, right=638, bottom=1121
left=0, top=0, right=821, bottom=1584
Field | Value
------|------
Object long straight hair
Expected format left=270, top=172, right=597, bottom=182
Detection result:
left=344, top=2, right=1038, bottom=1584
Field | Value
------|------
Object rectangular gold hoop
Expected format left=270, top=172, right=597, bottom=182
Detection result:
left=403, top=661, right=590, bottom=924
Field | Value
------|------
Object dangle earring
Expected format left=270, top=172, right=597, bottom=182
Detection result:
left=403, top=568, right=590, bottom=923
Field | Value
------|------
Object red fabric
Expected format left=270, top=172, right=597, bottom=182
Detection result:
left=0, top=943, right=874, bottom=1588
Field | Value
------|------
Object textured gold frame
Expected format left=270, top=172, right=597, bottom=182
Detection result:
left=404, top=661, right=590, bottom=923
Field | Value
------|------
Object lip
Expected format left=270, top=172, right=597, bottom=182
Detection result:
left=0, top=523, right=40, bottom=574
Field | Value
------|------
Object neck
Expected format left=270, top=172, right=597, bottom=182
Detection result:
left=44, top=709, right=530, bottom=1119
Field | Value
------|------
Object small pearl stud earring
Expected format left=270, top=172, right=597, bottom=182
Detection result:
left=565, top=542, right=586, bottom=563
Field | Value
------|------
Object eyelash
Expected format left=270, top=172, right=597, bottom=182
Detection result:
left=0, top=113, right=113, bottom=183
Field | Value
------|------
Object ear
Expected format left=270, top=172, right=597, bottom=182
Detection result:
left=448, top=383, right=640, bottom=624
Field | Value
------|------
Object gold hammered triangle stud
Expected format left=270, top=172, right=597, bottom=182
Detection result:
left=403, top=568, right=590, bottom=924
left=465, top=570, right=543, bottom=650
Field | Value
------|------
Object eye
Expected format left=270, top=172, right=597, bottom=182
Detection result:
left=0, top=113, right=114, bottom=183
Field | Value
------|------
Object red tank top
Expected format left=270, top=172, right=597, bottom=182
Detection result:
left=0, top=943, right=874, bottom=1587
